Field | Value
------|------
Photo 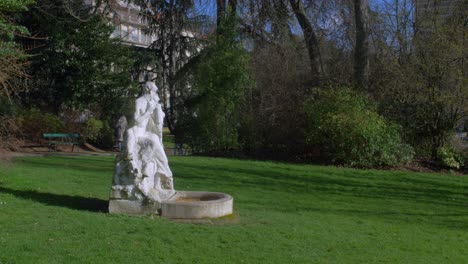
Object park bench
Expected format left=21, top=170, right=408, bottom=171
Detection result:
left=42, top=133, right=81, bottom=152
left=173, top=143, right=188, bottom=156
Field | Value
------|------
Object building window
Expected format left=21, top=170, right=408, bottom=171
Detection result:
left=121, top=24, right=129, bottom=40
left=112, top=24, right=121, bottom=38
left=129, top=14, right=139, bottom=23
left=130, top=27, right=139, bottom=42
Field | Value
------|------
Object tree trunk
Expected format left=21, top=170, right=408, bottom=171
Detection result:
left=353, top=0, right=370, bottom=90
left=288, top=0, right=321, bottom=85
left=271, top=0, right=291, bottom=42
left=228, top=0, right=237, bottom=14
left=217, top=0, right=226, bottom=27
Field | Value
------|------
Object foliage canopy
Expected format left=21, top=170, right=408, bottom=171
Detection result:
left=0, top=0, right=34, bottom=98
left=23, top=0, right=138, bottom=118
left=178, top=15, right=251, bottom=153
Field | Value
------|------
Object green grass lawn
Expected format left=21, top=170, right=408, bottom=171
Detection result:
left=0, top=156, right=467, bottom=263
left=162, top=127, right=175, bottom=149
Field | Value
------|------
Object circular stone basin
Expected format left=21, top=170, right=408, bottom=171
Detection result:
left=161, top=191, right=233, bottom=219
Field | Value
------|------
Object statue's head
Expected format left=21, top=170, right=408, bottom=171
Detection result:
left=145, top=71, right=156, bottom=82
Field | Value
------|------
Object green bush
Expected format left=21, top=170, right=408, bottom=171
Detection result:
left=94, top=121, right=114, bottom=149
left=83, top=119, right=114, bottom=149
left=304, top=88, right=413, bottom=167
left=0, top=115, right=21, bottom=149
left=437, top=146, right=465, bottom=169
left=82, top=118, right=103, bottom=142
left=17, top=109, right=65, bottom=141
left=0, top=97, right=19, bottom=116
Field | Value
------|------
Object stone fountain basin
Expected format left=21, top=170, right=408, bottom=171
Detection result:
left=161, top=191, right=233, bottom=219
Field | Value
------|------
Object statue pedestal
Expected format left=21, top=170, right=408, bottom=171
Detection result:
left=108, top=199, right=160, bottom=215
left=109, top=191, right=233, bottom=219
left=109, top=80, right=233, bottom=219
left=161, top=191, right=233, bottom=219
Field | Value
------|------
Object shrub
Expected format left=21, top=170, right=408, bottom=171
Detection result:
left=17, top=109, right=65, bottom=142
left=0, top=115, right=21, bottom=150
left=82, top=118, right=103, bottom=142
left=93, top=121, right=114, bottom=149
left=0, top=96, right=19, bottom=116
left=304, top=88, right=413, bottom=167
left=437, top=146, right=465, bottom=169
left=82, top=119, right=115, bottom=149
left=0, top=98, right=21, bottom=150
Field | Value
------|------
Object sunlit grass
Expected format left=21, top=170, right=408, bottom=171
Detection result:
left=0, top=156, right=467, bottom=263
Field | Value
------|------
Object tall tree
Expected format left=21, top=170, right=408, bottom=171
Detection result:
left=271, top=0, right=291, bottom=42
left=217, top=0, right=226, bottom=26
left=353, top=0, right=369, bottom=90
left=288, top=0, right=321, bottom=85
left=228, top=0, right=237, bottom=14
left=177, top=15, right=250, bottom=153
left=22, top=0, right=137, bottom=116
left=135, top=0, right=207, bottom=133
left=374, top=0, right=467, bottom=160
left=0, top=0, right=34, bottom=100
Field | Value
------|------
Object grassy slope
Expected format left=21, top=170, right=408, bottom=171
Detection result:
left=0, top=156, right=467, bottom=263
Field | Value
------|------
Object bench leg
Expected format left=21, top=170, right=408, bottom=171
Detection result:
left=49, top=144, right=57, bottom=152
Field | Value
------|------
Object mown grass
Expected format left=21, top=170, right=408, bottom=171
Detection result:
left=0, top=156, right=467, bottom=263
left=162, top=127, right=175, bottom=149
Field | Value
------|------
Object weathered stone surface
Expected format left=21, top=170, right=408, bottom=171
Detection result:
left=109, top=76, right=234, bottom=218
left=109, top=79, right=175, bottom=214
left=109, top=199, right=160, bottom=215
left=161, top=191, right=233, bottom=219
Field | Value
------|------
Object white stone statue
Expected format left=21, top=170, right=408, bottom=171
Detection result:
left=115, top=115, right=128, bottom=151
left=110, top=77, right=175, bottom=211
left=109, top=73, right=234, bottom=218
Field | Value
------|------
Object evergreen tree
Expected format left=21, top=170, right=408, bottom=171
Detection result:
left=178, top=15, right=251, bottom=153
left=0, top=0, right=34, bottom=99
left=22, top=0, right=138, bottom=118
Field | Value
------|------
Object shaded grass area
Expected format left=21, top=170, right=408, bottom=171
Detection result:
left=0, top=156, right=467, bottom=263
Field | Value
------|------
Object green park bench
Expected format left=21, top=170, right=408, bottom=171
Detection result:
left=42, top=133, right=81, bottom=152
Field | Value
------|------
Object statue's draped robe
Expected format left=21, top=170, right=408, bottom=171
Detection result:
left=111, top=82, right=175, bottom=204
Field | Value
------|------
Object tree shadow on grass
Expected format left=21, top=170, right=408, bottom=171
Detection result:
left=174, top=162, right=468, bottom=230
left=171, top=162, right=468, bottom=230
left=0, top=187, right=108, bottom=213
left=175, top=162, right=467, bottom=206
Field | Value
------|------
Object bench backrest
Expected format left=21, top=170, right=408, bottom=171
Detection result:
left=43, top=133, right=80, bottom=138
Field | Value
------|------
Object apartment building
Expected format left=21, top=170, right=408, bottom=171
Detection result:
left=84, top=0, right=155, bottom=48
left=107, top=0, right=155, bottom=48
left=414, top=0, right=465, bottom=22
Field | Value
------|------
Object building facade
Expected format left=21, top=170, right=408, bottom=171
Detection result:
left=84, top=0, right=155, bottom=48
left=107, top=0, right=155, bottom=48
left=414, top=0, right=466, bottom=22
